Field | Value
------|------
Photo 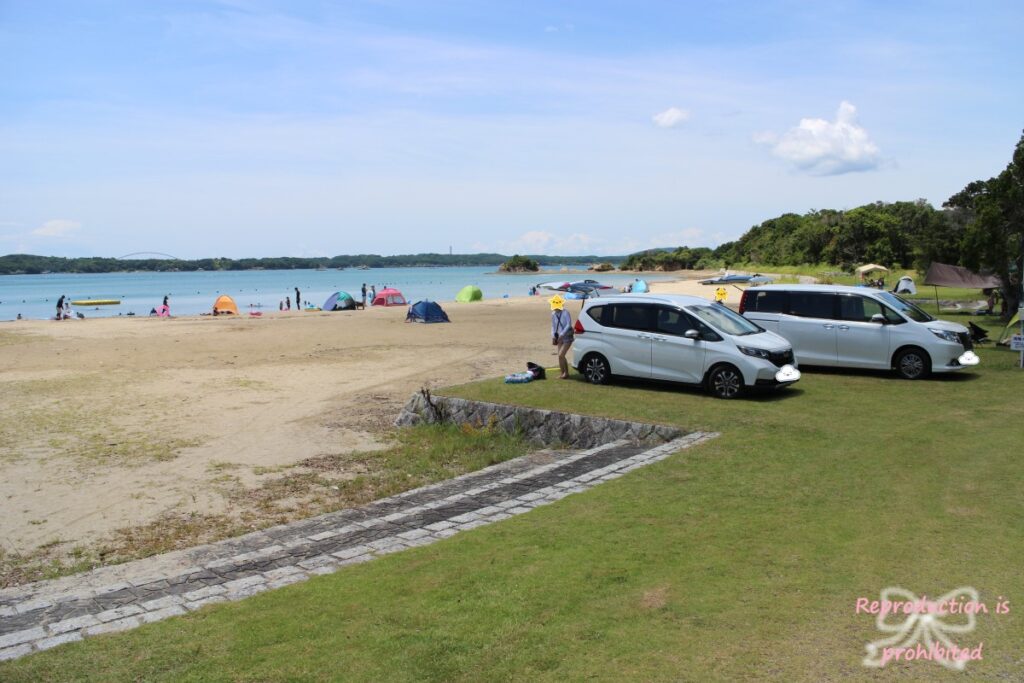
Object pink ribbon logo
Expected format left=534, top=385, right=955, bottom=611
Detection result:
left=862, top=586, right=980, bottom=671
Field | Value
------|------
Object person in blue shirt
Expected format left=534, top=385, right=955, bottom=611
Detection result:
left=550, top=295, right=575, bottom=379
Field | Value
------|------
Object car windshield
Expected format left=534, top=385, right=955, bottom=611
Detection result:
left=876, top=291, right=934, bottom=322
left=688, top=303, right=763, bottom=336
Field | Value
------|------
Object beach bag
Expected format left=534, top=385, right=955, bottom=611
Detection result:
left=527, top=362, right=546, bottom=380
left=504, top=372, right=534, bottom=384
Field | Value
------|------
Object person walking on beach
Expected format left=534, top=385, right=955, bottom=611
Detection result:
left=295, top=287, right=301, bottom=311
left=550, top=295, right=575, bottom=379
left=56, top=295, right=65, bottom=320
left=285, top=296, right=291, bottom=311
left=361, top=283, right=367, bottom=305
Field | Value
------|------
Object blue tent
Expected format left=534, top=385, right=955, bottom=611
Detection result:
left=323, top=291, right=356, bottom=311
left=406, top=300, right=450, bottom=323
left=632, top=279, right=649, bottom=293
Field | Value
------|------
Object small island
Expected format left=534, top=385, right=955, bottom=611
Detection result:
left=498, top=254, right=540, bottom=272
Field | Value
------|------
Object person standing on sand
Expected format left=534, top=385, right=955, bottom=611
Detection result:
left=163, top=294, right=169, bottom=307
left=361, top=283, right=367, bottom=305
left=285, top=296, right=291, bottom=311
left=550, top=295, right=575, bottom=379
left=295, top=287, right=301, bottom=311
left=56, top=295, right=65, bottom=320
left=370, top=285, right=376, bottom=302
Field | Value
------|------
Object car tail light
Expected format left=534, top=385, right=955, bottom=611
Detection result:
left=738, top=289, right=750, bottom=314
left=574, top=319, right=585, bottom=334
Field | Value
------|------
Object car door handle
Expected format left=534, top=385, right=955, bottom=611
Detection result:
left=837, top=324, right=850, bottom=330
left=823, top=324, right=835, bottom=329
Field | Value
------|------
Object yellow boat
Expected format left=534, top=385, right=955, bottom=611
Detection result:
left=70, top=299, right=120, bottom=306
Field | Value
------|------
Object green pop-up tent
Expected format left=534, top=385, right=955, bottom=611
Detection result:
left=998, top=310, right=1021, bottom=345
left=455, top=285, right=483, bottom=302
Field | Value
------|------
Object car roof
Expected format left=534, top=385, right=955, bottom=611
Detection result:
left=583, top=293, right=713, bottom=307
left=746, top=284, right=887, bottom=295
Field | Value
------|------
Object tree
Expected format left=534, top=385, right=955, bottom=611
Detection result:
left=945, top=130, right=1024, bottom=319
left=498, top=254, right=539, bottom=272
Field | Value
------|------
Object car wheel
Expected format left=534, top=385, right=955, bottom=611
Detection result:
left=582, top=354, right=611, bottom=385
left=707, top=364, right=744, bottom=399
left=894, top=347, right=930, bottom=380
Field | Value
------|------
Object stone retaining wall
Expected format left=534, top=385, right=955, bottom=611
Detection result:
left=395, top=391, right=684, bottom=449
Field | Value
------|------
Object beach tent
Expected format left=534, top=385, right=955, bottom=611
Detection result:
left=855, top=264, right=889, bottom=278
left=923, top=262, right=1001, bottom=311
left=212, top=294, right=239, bottom=315
left=371, top=287, right=407, bottom=307
left=538, top=280, right=613, bottom=298
left=455, top=285, right=483, bottom=302
left=997, top=311, right=1021, bottom=345
left=923, top=262, right=1001, bottom=289
left=406, top=300, right=450, bottom=323
left=632, top=279, right=649, bottom=293
left=894, top=276, right=917, bottom=295
left=322, top=291, right=356, bottom=311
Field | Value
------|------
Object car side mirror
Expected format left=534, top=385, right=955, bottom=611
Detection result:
left=684, top=329, right=700, bottom=339
left=870, top=313, right=886, bottom=324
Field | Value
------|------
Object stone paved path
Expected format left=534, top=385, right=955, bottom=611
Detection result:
left=0, top=431, right=716, bottom=661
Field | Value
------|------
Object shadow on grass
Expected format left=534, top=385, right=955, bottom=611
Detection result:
left=797, top=365, right=983, bottom=383
left=567, top=374, right=804, bottom=402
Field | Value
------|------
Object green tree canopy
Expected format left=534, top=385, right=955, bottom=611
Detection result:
left=945, top=130, right=1024, bottom=318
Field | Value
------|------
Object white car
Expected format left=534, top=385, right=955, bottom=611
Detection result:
left=571, top=293, right=800, bottom=399
left=739, top=284, right=980, bottom=379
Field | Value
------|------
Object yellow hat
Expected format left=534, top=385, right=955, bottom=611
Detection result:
left=549, top=295, right=564, bottom=310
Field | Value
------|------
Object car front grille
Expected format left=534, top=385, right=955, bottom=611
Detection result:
left=769, top=349, right=794, bottom=367
left=957, top=332, right=973, bottom=350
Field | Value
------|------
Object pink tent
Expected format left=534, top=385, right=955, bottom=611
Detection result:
left=371, top=288, right=407, bottom=307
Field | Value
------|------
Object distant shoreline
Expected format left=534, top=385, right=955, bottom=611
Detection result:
left=0, top=253, right=630, bottom=276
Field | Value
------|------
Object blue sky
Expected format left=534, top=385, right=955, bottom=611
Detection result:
left=1, top=1, right=1022, bottom=258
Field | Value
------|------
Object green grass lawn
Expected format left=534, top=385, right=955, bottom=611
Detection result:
left=3, top=336, right=1022, bottom=681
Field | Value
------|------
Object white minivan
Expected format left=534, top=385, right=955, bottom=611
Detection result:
left=571, top=293, right=801, bottom=399
left=739, top=284, right=980, bottom=379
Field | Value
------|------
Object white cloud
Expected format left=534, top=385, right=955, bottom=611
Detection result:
left=652, top=107, right=691, bottom=128
left=758, top=101, right=882, bottom=175
left=498, top=230, right=601, bottom=254
left=32, top=219, right=81, bottom=237
left=490, top=228, right=707, bottom=257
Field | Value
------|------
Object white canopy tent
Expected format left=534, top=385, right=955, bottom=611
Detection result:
left=855, top=264, right=890, bottom=277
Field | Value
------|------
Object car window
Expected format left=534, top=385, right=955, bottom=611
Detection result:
left=748, top=290, right=787, bottom=313
left=653, top=306, right=721, bottom=340
left=586, top=305, right=604, bottom=324
left=687, top=304, right=762, bottom=336
left=604, top=304, right=655, bottom=331
left=655, top=307, right=688, bottom=335
left=788, top=292, right=835, bottom=319
left=838, top=295, right=901, bottom=323
left=877, top=291, right=934, bottom=322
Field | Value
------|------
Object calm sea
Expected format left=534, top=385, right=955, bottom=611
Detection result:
left=0, top=267, right=669, bottom=321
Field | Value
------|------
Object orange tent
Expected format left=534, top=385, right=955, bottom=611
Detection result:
left=212, top=294, right=239, bottom=315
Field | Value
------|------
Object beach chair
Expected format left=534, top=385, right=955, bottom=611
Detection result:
left=968, top=321, right=989, bottom=344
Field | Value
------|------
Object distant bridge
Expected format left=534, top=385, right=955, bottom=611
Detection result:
left=117, top=252, right=181, bottom=260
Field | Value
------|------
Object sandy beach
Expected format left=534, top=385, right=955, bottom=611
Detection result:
left=0, top=274, right=725, bottom=582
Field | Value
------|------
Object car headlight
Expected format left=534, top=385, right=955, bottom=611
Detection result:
left=929, top=328, right=960, bottom=343
left=737, top=346, right=770, bottom=359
